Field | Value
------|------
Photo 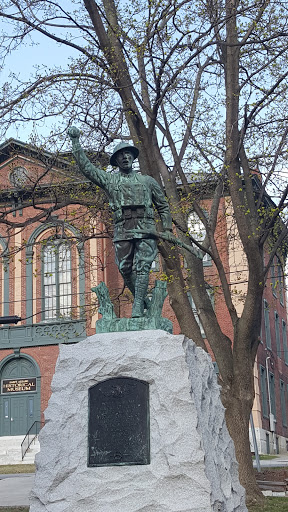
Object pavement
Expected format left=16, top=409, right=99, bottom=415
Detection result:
left=0, top=472, right=34, bottom=506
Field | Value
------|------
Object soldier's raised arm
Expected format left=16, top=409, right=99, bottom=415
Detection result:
left=68, top=127, right=108, bottom=190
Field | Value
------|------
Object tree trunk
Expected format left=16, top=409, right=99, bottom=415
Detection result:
left=225, top=396, right=264, bottom=505
left=222, top=327, right=264, bottom=506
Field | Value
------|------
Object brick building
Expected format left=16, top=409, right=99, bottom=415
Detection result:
left=0, top=139, right=286, bottom=461
left=252, top=251, right=288, bottom=454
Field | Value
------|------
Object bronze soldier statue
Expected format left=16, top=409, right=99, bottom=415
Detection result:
left=68, top=127, right=172, bottom=317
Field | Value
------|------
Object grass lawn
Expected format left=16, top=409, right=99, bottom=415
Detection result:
left=248, top=497, right=288, bottom=511
left=0, top=464, right=35, bottom=474
left=0, top=509, right=29, bottom=512
left=252, top=454, right=279, bottom=461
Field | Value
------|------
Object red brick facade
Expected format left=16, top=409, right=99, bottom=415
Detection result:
left=22, top=345, right=59, bottom=423
left=0, top=139, right=287, bottom=455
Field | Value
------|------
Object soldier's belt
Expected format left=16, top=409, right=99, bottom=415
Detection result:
left=122, top=207, right=145, bottom=219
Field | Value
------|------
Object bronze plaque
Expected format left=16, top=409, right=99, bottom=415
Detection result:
left=88, top=377, right=150, bottom=466
left=2, top=378, right=37, bottom=393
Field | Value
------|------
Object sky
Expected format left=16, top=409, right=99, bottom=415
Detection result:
left=0, top=12, right=78, bottom=143
left=1, top=5, right=288, bottom=178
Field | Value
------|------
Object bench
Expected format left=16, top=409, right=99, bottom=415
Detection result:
left=256, top=478, right=288, bottom=495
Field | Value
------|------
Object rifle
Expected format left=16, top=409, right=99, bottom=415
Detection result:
left=137, top=230, right=204, bottom=260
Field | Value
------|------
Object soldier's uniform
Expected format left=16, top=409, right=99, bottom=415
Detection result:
left=71, top=141, right=172, bottom=316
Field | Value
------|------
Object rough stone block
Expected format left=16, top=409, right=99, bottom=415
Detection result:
left=30, top=331, right=247, bottom=512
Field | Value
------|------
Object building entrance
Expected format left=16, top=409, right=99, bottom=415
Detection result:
left=0, top=356, right=41, bottom=436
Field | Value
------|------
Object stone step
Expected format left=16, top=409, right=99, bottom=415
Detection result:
left=0, top=436, right=40, bottom=465
left=0, top=436, right=23, bottom=448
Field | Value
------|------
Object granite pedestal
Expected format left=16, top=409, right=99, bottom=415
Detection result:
left=30, top=330, right=247, bottom=512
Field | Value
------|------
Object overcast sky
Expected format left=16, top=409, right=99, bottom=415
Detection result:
left=1, top=25, right=77, bottom=143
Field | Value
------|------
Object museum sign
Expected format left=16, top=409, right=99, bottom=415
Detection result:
left=1, top=377, right=37, bottom=393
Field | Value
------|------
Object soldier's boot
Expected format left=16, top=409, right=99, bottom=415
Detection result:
left=132, top=273, right=150, bottom=318
left=122, top=272, right=136, bottom=297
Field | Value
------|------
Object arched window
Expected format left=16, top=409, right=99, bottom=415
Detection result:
left=42, top=240, right=72, bottom=320
left=187, top=211, right=211, bottom=265
left=26, top=224, right=85, bottom=325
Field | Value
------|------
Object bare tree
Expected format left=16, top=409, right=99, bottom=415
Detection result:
left=1, top=0, right=288, bottom=504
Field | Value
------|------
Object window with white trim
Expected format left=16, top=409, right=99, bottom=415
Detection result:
left=271, top=259, right=277, bottom=297
left=274, top=312, right=281, bottom=357
left=270, top=256, right=284, bottom=305
left=280, top=380, right=287, bottom=427
left=277, top=259, right=284, bottom=306
left=259, top=365, right=269, bottom=418
left=263, top=300, right=271, bottom=350
left=282, top=320, right=288, bottom=365
left=187, top=211, right=211, bottom=265
left=269, top=372, right=276, bottom=417
left=42, top=241, right=72, bottom=320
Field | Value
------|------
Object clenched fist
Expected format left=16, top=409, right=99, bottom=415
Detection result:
left=68, top=126, right=80, bottom=140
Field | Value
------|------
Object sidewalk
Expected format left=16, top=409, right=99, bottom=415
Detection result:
left=253, top=452, right=288, bottom=468
left=0, top=473, right=34, bottom=506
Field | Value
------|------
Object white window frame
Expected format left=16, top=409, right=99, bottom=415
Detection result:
left=263, top=299, right=271, bottom=350
left=187, top=211, right=211, bottom=266
left=42, top=240, right=72, bottom=321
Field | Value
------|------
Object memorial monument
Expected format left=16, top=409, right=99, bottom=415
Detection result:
left=68, top=127, right=173, bottom=331
left=29, top=130, right=247, bottom=512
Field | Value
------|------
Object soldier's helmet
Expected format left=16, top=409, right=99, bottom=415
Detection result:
left=110, top=142, right=139, bottom=166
